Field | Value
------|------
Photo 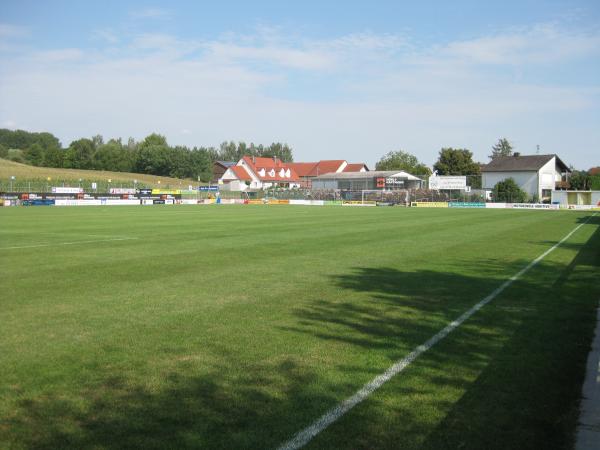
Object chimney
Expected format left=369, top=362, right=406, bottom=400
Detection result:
left=513, top=152, right=520, bottom=157
left=252, top=156, right=255, bottom=164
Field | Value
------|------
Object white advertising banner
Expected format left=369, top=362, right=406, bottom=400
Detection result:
left=52, top=187, right=83, bottom=194
left=103, top=199, right=140, bottom=206
left=428, top=176, right=467, bottom=191
left=510, top=203, right=559, bottom=210
left=485, top=203, right=507, bottom=209
left=55, top=199, right=102, bottom=206
left=109, top=188, right=137, bottom=194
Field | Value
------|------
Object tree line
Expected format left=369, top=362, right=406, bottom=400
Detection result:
left=0, top=129, right=293, bottom=182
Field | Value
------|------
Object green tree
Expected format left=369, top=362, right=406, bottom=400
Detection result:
left=569, top=170, right=591, bottom=190
left=133, top=134, right=171, bottom=175
left=0, top=143, right=8, bottom=159
left=24, top=143, right=44, bottom=166
left=63, top=138, right=95, bottom=169
left=433, top=148, right=480, bottom=176
left=489, top=138, right=513, bottom=160
left=42, top=146, right=64, bottom=168
left=433, top=148, right=482, bottom=188
left=492, top=178, right=528, bottom=202
left=259, top=143, right=294, bottom=162
left=375, top=150, right=431, bottom=176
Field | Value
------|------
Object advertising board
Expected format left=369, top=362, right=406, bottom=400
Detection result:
left=428, top=176, right=467, bottom=191
left=448, top=202, right=485, bottom=208
left=109, top=188, right=136, bottom=194
left=411, top=202, right=449, bottom=208
left=51, top=187, right=83, bottom=194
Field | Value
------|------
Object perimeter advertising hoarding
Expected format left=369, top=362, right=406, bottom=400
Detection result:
left=109, top=188, right=137, bottom=194
left=151, top=189, right=181, bottom=195
left=51, top=187, right=83, bottom=194
left=428, top=176, right=467, bottom=191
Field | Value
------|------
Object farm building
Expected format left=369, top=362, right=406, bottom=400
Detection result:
left=311, top=171, right=423, bottom=191
left=218, top=156, right=300, bottom=191
left=287, top=160, right=369, bottom=188
left=481, top=154, right=571, bottom=202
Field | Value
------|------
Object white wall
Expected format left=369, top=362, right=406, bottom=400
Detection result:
left=482, top=171, right=539, bottom=198
left=538, top=157, right=557, bottom=198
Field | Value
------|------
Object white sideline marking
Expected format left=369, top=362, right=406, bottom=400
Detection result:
left=277, top=213, right=597, bottom=450
left=0, top=237, right=138, bottom=250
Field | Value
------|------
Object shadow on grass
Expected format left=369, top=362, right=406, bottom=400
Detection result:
left=5, top=357, right=337, bottom=450
left=5, top=223, right=599, bottom=450
left=417, top=224, right=600, bottom=450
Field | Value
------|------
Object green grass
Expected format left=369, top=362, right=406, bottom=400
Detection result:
left=0, top=206, right=599, bottom=449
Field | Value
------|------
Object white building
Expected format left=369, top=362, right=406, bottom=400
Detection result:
left=219, top=156, right=301, bottom=191
left=481, top=154, right=571, bottom=201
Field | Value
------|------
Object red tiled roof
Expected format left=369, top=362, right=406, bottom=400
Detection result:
left=343, top=163, right=368, bottom=172
left=288, top=160, right=346, bottom=177
left=287, top=162, right=319, bottom=177
left=589, top=167, right=600, bottom=176
left=312, top=160, right=346, bottom=176
left=230, top=165, right=252, bottom=181
left=241, top=156, right=300, bottom=181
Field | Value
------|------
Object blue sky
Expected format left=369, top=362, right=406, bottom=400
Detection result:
left=1, top=0, right=599, bottom=168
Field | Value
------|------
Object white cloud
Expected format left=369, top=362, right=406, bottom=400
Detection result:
left=0, top=23, right=29, bottom=39
left=130, top=8, right=172, bottom=20
left=440, top=23, right=600, bottom=65
left=0, top=22, right=599, bottom=168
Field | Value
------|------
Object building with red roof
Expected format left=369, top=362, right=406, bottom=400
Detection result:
left=219, top=156, right=300, bottom=191
left=287, top=160, right=369, bottom=188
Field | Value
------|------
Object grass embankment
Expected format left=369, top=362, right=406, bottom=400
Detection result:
left=0, top=158, right=192, bottom=190
left=0, top=207, right=598, bottom=449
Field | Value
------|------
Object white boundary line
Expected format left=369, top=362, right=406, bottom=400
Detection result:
left=0, top=237, right=139, bottom=250
left=277, top=213, right=597, bottom=450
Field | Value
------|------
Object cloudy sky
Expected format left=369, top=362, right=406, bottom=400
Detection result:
left=0, top=0, right=599, bottom=168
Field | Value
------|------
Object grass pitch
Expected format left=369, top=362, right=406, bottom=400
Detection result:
left=1, top=206, right=599, bottom=449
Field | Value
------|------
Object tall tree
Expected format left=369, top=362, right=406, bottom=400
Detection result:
left=433, top=148, right=482, bottom=188
left=375, top=150, right=431, bottom=176
left=433, top=148, right=480, bottom=176
left=569, top=170, right=591, bottom=190
left=64, top=138, right=95, bottom=169
left=489, top=138, right=513, bottom=160
left=24, top=143, right=44, bottom=166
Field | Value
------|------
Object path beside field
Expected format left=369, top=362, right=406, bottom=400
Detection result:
left=576, top=302, right=600, bottom=450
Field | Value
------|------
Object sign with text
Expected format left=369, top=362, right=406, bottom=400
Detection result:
left=51, top=187, right=83, bottom=194
left=198, top=186, right=219, bottom=191
left=428, top=176, right=467, bottom=191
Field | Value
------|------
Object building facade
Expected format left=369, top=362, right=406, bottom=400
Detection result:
left=481, top=154, right=570, bottom=201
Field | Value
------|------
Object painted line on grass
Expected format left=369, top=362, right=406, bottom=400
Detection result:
left=0, top=237, right=139, bottom=250
left=277, top=213, right=597, bottom=450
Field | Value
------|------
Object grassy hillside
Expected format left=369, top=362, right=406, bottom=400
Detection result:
left=0, top=158, right=193, bottom=190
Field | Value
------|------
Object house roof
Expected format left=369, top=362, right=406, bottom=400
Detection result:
left=241, top=156, right=300, bottom=181
left=481, top=154, right=571, bottom=173
left=287, top=162, right=319, bottom=177
left=343, top=163, right=369, bottom=172
left=230, top=166, right=252, bottom=181
left=215, top=160, right=236, bottom=168
left=287, top=160, right=347, bottom=177
left=589, top=167, right=600, bottom=176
